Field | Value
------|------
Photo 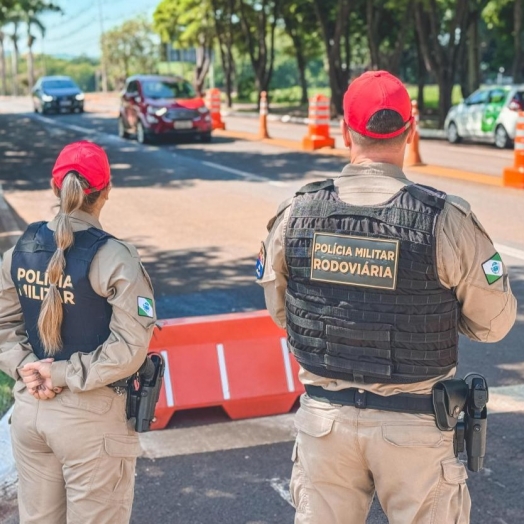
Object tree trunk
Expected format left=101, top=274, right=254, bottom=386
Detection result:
left=0, top=32, right=6, bottom=96
left=313, top=0, right=351, bottom=116
left=366, top=0, right=381, bottom=69
left=437, top=69, right=454, bottom=128
left=11, top=32, right=19, bottom=97
left=283, top=15, right=309, bottom=105
left=513, top=0, right=523, bottom=83
left=27, top=33, right=35, bottom=90
left=195, top=45, right=211, bottom=96
left=467, top=18, right=480, bottom=95
left=415, top=32, right=425, bottom=112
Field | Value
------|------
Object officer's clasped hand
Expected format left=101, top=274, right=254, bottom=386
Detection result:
left=21, top=359, right=63, bottom=400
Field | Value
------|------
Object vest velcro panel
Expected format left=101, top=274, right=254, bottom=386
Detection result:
left=284, top=183, right=460, bottom=384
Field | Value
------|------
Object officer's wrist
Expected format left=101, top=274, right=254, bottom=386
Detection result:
left=16, top=353, right=39, bottom=380
left=50, top=361, right=68, bottom=389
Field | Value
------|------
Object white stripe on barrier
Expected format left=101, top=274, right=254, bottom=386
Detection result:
left=514, top=142, right=524, bottom=150
left=516, top=129, right=524, bottom=137
left=216, top=343, right=231, bottom=400
left=160, top=350, right=175, bottom=408
left=309, top=110, right=330, bottom=116
left=280, top=338, right=295, bottom=393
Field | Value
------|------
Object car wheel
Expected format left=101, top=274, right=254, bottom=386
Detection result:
left=447, top=122, right=461, bottom=144
left=494, top=125, right=510, bottom=149
left=41, top=107, right=48, bottom=115
left=136, top=121, right=148, bottom=144
left=201, top=133, right=212, bottom=143
left=118, top=117, right=130, bottom=139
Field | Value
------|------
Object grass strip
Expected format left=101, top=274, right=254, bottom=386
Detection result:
left=0, top=371, right=14, bottom=418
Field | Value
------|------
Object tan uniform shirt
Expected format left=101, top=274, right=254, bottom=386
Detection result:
left=258, top=163, right=517, bottom=395
left=0, top=210, right=157, bottom=392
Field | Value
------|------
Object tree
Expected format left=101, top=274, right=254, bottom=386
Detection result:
left=102, top=17, right=158, bottom=90
left=18, top=1, right=61, bottom=90
left=154, top=0, right=215, bottom=96
left=237, top=0, right=280, bottom=101
left=365, top=0, right=414, bottom=75
left=414, top=0, right=471, bottom=127
left=311, top=0, right=352, bottom=116
left=210, top=0, right=238, bottom=107
left=281, top=0, right=323, bottom=105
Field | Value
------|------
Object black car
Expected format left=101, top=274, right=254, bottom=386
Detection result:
left=32, top=76, right=84, bottom=114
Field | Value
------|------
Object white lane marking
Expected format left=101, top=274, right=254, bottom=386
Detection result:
left=216, top=343, right=231, bottom=400
left=281, top=337, right=295, bottom=392
left=494, top=243, right=524, bottom=262
left=269, top=478, right=293, bottom=507
left=160, top=350, right=175, bottom=408
left=201, top=160, right=271, bottom=183
left=34, top=114, right=97, bottom=135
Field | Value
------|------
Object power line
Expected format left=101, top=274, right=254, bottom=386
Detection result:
left=43, top=15, right=98, bottom=43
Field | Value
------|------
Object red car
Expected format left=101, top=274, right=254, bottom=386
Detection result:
left=118, top=75, right=212, bottom=144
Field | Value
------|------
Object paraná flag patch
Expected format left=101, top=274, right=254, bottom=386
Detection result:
left=482, top=253, right=503, bottom=285
left=138, top=297, right=154, bottom=317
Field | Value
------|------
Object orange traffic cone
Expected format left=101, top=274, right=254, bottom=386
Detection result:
left=258, top=91, right=270, bottom=139
left=302, top=94, right=335, bottom=150
left=205, top=88, right=226, bottom=130
left=404, top=100, right=424, bottom=167
left=503, top=111, right=524, bottom=188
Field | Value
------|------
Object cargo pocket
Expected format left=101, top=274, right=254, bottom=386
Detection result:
left=382, top=424, right=444, bottom=448
left=290, top=408, right=335, bottom=515
left=430, top=458, right=471, bottom=524
left=90, top=435, right=142, bottom=503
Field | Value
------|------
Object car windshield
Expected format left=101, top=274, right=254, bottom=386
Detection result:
left=42, top=80, right=77, bottom=89
left=142, top=80, right=196, bottom=99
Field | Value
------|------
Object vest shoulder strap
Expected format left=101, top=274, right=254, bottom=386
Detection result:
left=406, top=183, right=447, bottom=210
left=14, top=221, right=48, bottom=252
left=295, top=179, right=335, bottom=195
left=267, top=197, right=292, bottom=232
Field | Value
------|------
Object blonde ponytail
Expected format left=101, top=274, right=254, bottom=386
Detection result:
left=38, top=173, right=86, bottom=355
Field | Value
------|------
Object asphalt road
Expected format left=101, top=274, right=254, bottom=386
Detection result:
left=0, top=99, right=523, bottom=524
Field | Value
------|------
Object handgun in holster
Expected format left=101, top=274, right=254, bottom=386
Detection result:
left=432, top=373, right=488, bottom=472
left=126, top=353, right=165, bottom=433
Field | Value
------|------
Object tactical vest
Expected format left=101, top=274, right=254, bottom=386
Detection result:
left=11, top=221, right=113, bottom=361
left=284, top=180, right=460, bottom=384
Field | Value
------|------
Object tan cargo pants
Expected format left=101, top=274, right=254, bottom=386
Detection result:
left=290, top=394, right=471, bottom=524
left=10, top=381, right=142, bottom=524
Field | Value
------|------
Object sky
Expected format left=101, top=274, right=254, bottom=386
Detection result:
left=12, top=0, right=160, bottom=58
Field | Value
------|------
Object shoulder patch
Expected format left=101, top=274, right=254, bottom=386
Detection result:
left=138, top=296, right=154, bottom=317
left=446, top=195, right=472, bottom=216
left=255, top=242, right=266, bottom=279
left=482, top=253, right=504, bottom=285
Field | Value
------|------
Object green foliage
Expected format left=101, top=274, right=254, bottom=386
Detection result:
left=102, top=17, right=159, bottom=90
left=0, top=371, right=14, bottom=419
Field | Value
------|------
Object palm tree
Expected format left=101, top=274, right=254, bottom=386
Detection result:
left=19, top=1, right=61, bottom=91
left=0, top=0, right=17, bottom=95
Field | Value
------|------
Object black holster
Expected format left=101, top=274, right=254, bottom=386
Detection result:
left=126, top=353, right=165, bottom=433
left=432, top=375, right=489, bottom=472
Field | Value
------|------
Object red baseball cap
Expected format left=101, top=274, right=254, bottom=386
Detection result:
left=52, top=141, right=111, bottom=193
left=343, top=71, right=413, bottom=139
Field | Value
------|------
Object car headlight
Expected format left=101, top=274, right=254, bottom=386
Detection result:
left=147, top=106, right=167, bottom=117
left=198, top=106, right=209, bottom=114
left=75, top=93, right=85, bottom=101
left=156, top=107, right=167, bottom=117
left=42, top=94, right=54, bottom=102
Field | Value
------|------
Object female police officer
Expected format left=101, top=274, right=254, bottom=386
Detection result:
left=0, top=140, right=156, bottom=524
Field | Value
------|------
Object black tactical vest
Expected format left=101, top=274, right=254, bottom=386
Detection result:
left=11, top=221, right=113, bottom=361
left=284, top=180, right=460, bottom=384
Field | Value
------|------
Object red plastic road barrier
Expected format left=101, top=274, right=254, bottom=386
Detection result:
left=205, top=88, right=226, bottom=130
left=148, top=311, right=304, bottom=430
left=302, top=94, right=335, bottom=150
left=503, top=111, right=524, bottom=188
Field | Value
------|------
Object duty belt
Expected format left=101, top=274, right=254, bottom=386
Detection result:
left=305, top=384, right=434, bottom=414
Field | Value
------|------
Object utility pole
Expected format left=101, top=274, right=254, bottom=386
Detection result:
left=97, top=0, right=108, bottom=92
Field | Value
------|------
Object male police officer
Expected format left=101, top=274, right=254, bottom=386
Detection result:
left=256, top=71, right=516, bottom=524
